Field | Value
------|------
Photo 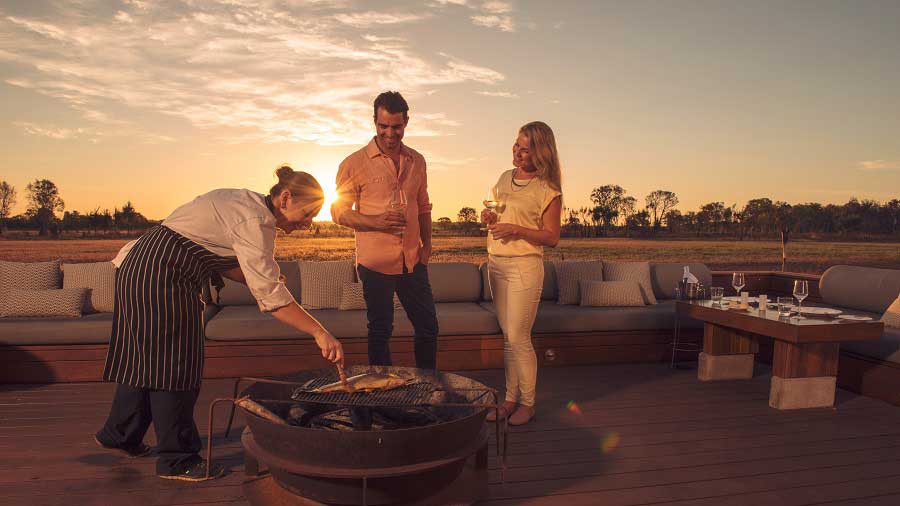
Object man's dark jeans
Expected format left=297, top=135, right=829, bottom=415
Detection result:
left=357, top=262, right=438, bottom=370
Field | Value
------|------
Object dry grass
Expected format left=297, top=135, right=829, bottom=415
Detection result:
left=1, top=236, right=898, bottom=274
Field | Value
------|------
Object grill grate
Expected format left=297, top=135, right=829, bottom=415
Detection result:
left=291, top=375, right=438, bottom=407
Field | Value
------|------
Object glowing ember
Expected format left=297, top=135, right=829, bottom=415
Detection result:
left=566, top=400, right=582, bottom=415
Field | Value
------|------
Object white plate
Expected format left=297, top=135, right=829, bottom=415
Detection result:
left=837, top=314, right=874, bottom=321
left=798, top=307, right=842, bottom=316
left=724, top=296, right=758, bottom=302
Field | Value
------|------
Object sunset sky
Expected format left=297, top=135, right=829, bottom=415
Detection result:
left=1, top=0, right=898, bottom=221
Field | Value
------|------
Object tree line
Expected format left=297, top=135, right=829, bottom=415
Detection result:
left=0, top=179, right=155, bottom=237
left=443, top=185, right=900, bottom=239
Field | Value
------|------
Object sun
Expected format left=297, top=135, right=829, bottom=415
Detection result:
left=316, top=179, right=339, bottom=221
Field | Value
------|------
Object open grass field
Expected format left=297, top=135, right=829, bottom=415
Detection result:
left=1, top=236, right=898, bottom=273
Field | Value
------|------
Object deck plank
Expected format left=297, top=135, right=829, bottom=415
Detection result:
left=2, top=364, right=900, bottom=506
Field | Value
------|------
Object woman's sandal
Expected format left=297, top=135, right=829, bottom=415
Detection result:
left=508, top=405, right=535, bottom=426
left=485, top=401, right=517, bottom=422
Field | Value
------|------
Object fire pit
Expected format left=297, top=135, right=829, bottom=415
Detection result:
left=214, top=366, right=503, bottom=506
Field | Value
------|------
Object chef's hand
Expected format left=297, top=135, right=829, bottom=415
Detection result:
left=370, top=210, right=406, bottom=234
left=481, top=208, right=497, bottom=226
left=313, top=328, right=344, bottom=368
left=488, top=223, right=521, bottom=241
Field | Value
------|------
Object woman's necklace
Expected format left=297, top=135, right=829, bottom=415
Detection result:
left=510, top=168, right=536, bottom=192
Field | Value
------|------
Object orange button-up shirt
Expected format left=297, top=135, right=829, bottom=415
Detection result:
left=332, top=138, right=433, bottom=275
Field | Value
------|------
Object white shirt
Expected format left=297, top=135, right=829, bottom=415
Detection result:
left=112, top=189, right=294, bottom=312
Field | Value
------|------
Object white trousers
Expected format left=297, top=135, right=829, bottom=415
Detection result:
left=488, top=255, right=544, bottom=407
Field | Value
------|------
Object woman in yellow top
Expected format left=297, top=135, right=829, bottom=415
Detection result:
left=481, top=121, right=562, bottom=426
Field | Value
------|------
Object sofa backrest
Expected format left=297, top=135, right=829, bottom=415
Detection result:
left=819, top=265, right=900, bottom=313
left=651, top=262, right=712, bottom=300
left=427, top=262, right=483, bottom=302
left=215, top=260, right=301, bottom=306
left=480, top=261, right=559, bottom=301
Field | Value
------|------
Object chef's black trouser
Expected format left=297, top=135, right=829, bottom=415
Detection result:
left=96, top=383, right=202, bottom=475
left=358, top=262, right=439, bottom=370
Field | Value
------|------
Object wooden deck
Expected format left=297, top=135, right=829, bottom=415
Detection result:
left=4, top=363, right=900, bottom=506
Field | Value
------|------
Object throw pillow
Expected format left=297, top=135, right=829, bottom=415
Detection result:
left=552, top=260, right=604, bottom=305
left=603, top=261, right=658, bottom=305
left=300, top=260, right=355, bottom=309
left=579, top=280, right=646, bottom=307
left=338, top=282, right=403, bottom=311
left=63, top=262, right=116, bottom=313
left=882, top=294, right=900, bottom=329
left=0, top=288, right=88, bottom=318
left=0, top=259, right=62, bottom=293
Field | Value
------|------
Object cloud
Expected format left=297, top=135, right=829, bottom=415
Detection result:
left=0, top=3, right=505, bottom=146
left=431, top=0, right=518, bottom=32
left=471, top=15, right=514, bottom=32
left=333, top=12, right=430, bottom=27
left=15, top=121, right=84, bottom=140
left=858, top=160, right=899, bottom=171
left=476, top=90, right=519, bottom=98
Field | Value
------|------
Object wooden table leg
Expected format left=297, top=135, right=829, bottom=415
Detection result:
left=770, top=341, right=839, bottom=410
left=698, top=323, right=758, bottom=381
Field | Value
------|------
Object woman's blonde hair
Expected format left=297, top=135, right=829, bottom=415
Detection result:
left=519, top=121, right=562, bottom=193
left=269, top=165, right=324, bottom=214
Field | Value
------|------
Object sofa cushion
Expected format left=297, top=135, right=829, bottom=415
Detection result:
left=580, top=280, right=645, bottom=307
left=651, top=263, right=713, bottom=300
left=553, top=260, right=604, bottom=305
left=820, top=265, right=900, bottom=314
left=604, top=261, right=658, bottom=305
left=481, top=261, right=558, bottom=302
left=0, top=288, right=88, bottom=318
left=215, top=260, right=301, bottom=306
left=0, top=260, right=62, bottom=309
left=205, top=302, right=500, bottom=341
left=480, top=299, right=690, bottom=332
left=427, top=263, right=482, bottom=302
left=338, top=282, right=401, bottom=311
left=63, top=262, right=116, bottom=313
left=881, top=294, right=900, bottom=329
left=0, top=312, right=112, bottom=345
left=300, top=260, right=355, bottom=309
left=842, top=327, right=900, bottom=365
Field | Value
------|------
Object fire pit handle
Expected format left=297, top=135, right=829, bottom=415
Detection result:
left=206, top=397, right=240, bottom=480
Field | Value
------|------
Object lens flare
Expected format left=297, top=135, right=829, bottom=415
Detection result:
left=566, top=400, right=582, bottom=415
left=601, top=432, right=621, bottom=453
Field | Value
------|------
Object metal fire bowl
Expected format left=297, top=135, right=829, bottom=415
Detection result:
left=238, top=366, right=491, bottom=471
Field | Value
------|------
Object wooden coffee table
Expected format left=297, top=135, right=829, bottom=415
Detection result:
left=676, top=300, right=884, bottom=410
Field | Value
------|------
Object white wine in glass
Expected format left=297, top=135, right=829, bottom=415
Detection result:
left=732, top=272, right=745, bottom=296
left=793, top=280, right=809, bottom=319
left=390, top=188, right=407, bottom=236
left=481, top=188, right=499, bottom=231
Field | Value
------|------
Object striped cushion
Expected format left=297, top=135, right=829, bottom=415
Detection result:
left=63, top=262, right=116, bottom=313
left=338, top=282, right=402, bottom=311
left=883, top=294, right=900, bottom=329
left=552, top=260, right=603, bottom=305
left=0, top=288, right=88, bottom=318
left=603, top=261, right=658, bottom=305
left=300, top=260, right=355, bottom=309
left=579, top=280, right=646, bottom=307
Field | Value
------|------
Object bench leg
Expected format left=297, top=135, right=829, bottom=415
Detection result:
left=698, top=323, right=758, bottom=381
left=770, top=341, right=839, bottom=410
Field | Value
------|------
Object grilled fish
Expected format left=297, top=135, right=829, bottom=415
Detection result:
left=312, top=372, right=412, bottom=394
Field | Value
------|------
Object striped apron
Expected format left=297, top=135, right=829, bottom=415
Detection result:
left=102, top=226, right=240, bottom=391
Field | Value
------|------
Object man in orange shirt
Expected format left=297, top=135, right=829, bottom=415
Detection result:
left=331, top=91, right=438, bottom=370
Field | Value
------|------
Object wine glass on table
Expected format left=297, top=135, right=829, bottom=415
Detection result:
left=389, top=188, right=407, bottom=236
left=732, top=272, right=745, bottom=298
left=793, top=280, right=809, bottom=320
